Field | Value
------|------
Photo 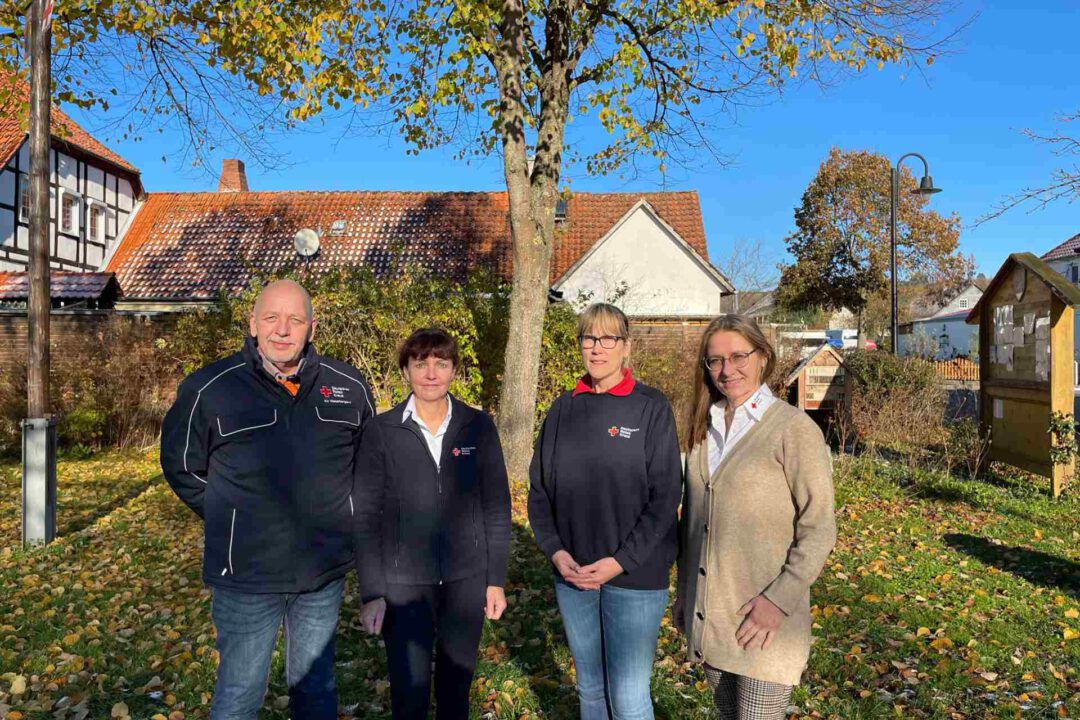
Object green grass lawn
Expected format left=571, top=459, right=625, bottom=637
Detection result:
left=0, top=452, right=1077, bottom=719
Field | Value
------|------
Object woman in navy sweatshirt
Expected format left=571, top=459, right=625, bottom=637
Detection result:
left=355, top=328, right=511, bottom=720
left=528, top=303, right=682, bottom=720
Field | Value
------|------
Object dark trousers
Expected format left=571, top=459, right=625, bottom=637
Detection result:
left=382, top=575, right=487, bottom=720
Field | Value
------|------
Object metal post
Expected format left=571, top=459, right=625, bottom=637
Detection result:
left=21, top=417, right=57, bottom=544
left=890, top=167, right=898, bottom=355
left=23, top=0, right=56, bottom=545
left=890, top=153, right=941, bottom=357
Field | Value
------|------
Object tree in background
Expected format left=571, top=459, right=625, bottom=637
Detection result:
left=0, top=1, right=961, bottom=479
left=716, top=238, right=780, bottom=292
left=777, top=147, right=973, bottom=346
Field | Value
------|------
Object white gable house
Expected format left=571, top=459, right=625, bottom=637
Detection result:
left=550, top=199, right=733, bottom=317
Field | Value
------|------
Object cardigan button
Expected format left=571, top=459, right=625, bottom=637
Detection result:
left=694, top=650, right=703, bottom=659
left=698, top=567, right=706, bottom=576
left=696, top=611, right=704, bottom=620
left=703, top=523, right=709, bottom=534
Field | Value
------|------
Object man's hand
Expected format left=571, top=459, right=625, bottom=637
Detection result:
left=552, top=550, right=600, bottom=590
left=577, top=557, right=623, bottom=586
left=360, top=597, right=386, bottom=635
left=485, top=586, right=507, bottom=620
left=735, top=594, right=785, bottom=650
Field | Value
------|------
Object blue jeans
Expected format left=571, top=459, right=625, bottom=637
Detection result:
left=555, top=580, right=668, bottom=720
left=210, top=578, right=344, bottom=720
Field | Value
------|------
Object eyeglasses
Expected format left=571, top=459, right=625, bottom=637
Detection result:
left=580, top=335, right=624, bottom=350
left=703, top=349, right=756, bottom=371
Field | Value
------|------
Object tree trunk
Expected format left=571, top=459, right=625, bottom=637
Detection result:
left=493, top=0, right=572, bottom=483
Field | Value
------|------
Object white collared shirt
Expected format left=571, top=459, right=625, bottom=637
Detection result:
left=403, top=394, right=453, bottom=469
left=707, top=384, right=777, bottom=476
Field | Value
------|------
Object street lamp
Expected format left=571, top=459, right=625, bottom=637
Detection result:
left=890, top=153, right=942, bottom=354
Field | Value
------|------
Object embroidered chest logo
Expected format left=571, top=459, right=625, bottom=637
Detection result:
left=453, top=446, right=477, bottom=457
left=320, top=385, right=353, bottom=405
left=609, top=426, right=639, bottom=439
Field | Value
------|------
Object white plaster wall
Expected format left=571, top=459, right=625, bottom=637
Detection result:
left=117, top=178, right=133, bottom=211
left=57, top=151, right=78, bottom=191
left=86, top=166, right=105, bottom=202
left=556, top=206, right=723, bottom=316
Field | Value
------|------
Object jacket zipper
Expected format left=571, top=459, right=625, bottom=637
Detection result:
left=225, top=508, right=237, bottom=576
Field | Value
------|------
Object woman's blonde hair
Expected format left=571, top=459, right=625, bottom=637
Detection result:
left=685, top=314, right=776, bottom=450
left=576, top=303, right=631, bottom=368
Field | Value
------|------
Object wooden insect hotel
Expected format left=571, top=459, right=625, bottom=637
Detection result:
left=966, top=252, right=1080, bottom=497
left=784, top=342, right=849, bottom=414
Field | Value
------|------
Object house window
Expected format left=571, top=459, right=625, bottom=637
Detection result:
left=958, top=298, right=968, bottom=309
left=60, top=194, right=78, bottom=233
left=89, top=205, right=102, bottom=241
left=19, top=184, right=30, bottom=221
left=1072, top=265, right=1079, bottom=284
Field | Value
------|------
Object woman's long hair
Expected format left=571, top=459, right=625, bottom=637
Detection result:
left=684, top=314, right=777, bottom=451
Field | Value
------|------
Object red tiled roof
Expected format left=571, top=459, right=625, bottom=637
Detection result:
left=1041, top=232, right=1080, bottom=262
left=0, top=271, right=119, bottom=300
left=0, top=68, right=139, bottom=175
left=107, top=190, right=710, bottom=300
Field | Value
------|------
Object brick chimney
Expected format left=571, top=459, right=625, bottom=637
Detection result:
left=218, top=159, right=249, bottom=192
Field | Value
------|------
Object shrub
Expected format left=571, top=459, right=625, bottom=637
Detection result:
left=942, top=418, right=991, bottom=479
left=163, top=268, right=586, bottom=425
left=0, top=316, right=180, bottom=454
left=634, top=346, right=697, bottom=445
left=843, top=349, right=947, bottom=461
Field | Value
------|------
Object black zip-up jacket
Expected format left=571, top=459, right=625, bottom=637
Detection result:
left=354, top=396, right=511, bottom=602
left=527, top=381, right=682, bottom=590
left=160, top=337, right=375, bottom=593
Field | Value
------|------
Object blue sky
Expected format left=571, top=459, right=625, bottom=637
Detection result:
left=72, top=0, right=1078, bottom=281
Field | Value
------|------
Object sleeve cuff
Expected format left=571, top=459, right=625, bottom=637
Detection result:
left=486, top=567, right=508, bottom=588
left=761, top=574, right=803, bottom=616
left=539, top=537, right=565, bottom=562
left=613, top=548, right=639, bottom=574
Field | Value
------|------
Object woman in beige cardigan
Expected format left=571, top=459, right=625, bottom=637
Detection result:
left=675, top=314, right=836, bottom=720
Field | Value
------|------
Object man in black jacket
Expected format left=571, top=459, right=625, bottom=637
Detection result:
left=161, top=279, right=374, bottom=720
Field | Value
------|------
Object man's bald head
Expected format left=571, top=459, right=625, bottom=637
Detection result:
left=253, top=279, right=313, bottom=321
left=249, top=279, right=317, bottom=374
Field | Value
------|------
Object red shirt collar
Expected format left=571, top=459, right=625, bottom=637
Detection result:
left=573, top=368, right=636, bottom=397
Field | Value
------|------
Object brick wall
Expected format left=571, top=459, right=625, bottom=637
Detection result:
left=633, top=317, right=781, bottom=356
left=0, top=310, right=175, bottom=368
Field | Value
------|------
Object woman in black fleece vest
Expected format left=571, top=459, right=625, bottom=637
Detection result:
left=355, top=328, right=511, bottom=720
left=528, top=303, right=682, bottom=720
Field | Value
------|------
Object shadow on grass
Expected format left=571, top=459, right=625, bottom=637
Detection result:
left=60, top=472, right=164, bottom=537
left=943, top=533, right=1080, bottom=598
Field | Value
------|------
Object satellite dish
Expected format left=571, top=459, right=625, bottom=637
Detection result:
left=294, top=228, right=320, bottom=258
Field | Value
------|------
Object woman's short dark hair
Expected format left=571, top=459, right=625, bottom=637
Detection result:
left=397, top=328, right=460, bottom=371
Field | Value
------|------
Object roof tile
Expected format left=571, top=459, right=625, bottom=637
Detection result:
left=0, top=68, right=139, bottom=175
left=108, top=190, right=710, bottom=300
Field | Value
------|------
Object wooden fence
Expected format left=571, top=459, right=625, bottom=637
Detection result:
left=934, top=358, right=979, bottom=382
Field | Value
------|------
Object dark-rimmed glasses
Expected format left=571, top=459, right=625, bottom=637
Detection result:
left=703, top=349, right=756, bottom=371
left=580, top=335, right=624, bottom=350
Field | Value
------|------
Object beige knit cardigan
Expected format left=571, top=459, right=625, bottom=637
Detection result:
left=677, top=400, right=836, bottom=686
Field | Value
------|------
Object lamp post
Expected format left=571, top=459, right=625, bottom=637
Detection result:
left=890, top=153, right=941, bottom=354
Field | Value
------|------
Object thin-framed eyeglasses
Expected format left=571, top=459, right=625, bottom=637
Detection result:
left=703, top=349, right=756, bottom=372
left=580, top=334, right=624, bottom=350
